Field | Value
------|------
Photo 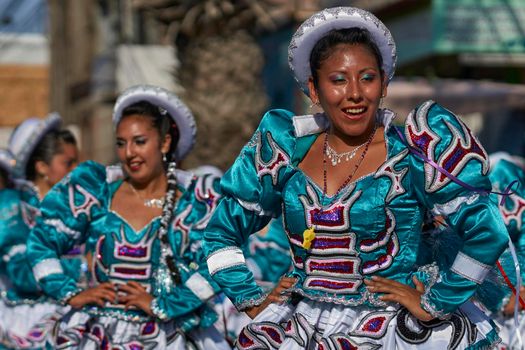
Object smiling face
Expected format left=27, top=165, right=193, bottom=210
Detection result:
left=116, top=114, right=171, bottom=185
left=308, top=43, right=386, bottom=141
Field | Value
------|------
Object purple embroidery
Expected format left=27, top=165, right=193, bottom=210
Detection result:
left=310, top=206, right=345, bottom=226
left=117, top=245, right=147, bottom=259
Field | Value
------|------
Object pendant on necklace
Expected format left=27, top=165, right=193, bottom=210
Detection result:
left=302, top=227, right=316, bottom=249
left=144, top=198, right=165, bottom=209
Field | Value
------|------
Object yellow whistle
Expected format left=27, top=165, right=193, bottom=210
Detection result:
left=302, top=227, right=316, bottom=249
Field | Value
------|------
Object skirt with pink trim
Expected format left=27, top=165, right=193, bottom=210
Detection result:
left=48, top=308, right=232, bottom=350
left=0, top=294, right=66, bottom=349
left=235, top=299, right=500, bottom=350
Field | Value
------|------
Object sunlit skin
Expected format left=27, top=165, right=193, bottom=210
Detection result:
left=68, top=114, right=171, bottom=314
left=503, top=286, right=525, bottom=316
left=309, top=43, right=386, bottom=146
left=300, top=43, right=390, bottom=196
left=245, top=277, right=298, bottom=319
left=247, top=44, right=433, bottom=322
left=34, top=142, right=79, bottom=198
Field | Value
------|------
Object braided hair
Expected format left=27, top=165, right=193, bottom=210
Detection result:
left=120, top=101, right=182, bottom=286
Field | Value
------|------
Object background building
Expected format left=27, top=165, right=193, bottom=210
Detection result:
left=1, top=0, right=524, bottom=168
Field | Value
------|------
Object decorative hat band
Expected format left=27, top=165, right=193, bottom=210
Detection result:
left=288, top=6, right=397, bottom=96
left=113, top=85, right=196, bottom=162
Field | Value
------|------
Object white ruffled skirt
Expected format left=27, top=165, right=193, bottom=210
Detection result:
left=50, top=309, right=232, bottom=350
left=236, top=299, right=500, bottom=350
left=0, top=297, right=66, bottom=349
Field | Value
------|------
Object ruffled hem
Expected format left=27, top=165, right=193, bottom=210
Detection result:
left=234, top=299, right=499, bottom=350
left=52, top=309, right=230, bottom=350
left=235, top=292, right=269, bottom=312
left=0, top=290, right=53, bottom=306
left=0, top=299, right=66, bottom=349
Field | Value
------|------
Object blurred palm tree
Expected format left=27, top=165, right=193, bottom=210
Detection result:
left=137, top=0, right=295, bottom=170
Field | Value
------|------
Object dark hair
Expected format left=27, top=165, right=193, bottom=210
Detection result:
left=26, top=129, right=77, bottom=181
left=0, top=168, right=9, bottom=188
left=120, top=101, right=180, bottom=160
left=309, top=28, right=384, bottom=90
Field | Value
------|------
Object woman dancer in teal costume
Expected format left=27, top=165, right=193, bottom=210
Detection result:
left=0, top=149, right=16, bottom=291
left=0, top=114, right=82, bottom=349
left=27, top=85, right=230, bottom=349
left=204, top=7, right=509, bottom=349
left=474, top=153, right=525, bottom=350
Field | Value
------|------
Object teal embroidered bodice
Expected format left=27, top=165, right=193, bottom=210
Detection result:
left=27, top=161, right=222, bottom=329
left=204, top=101, right=508, bottom=318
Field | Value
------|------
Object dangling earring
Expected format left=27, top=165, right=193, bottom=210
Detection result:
left=162, top=153, right=167, bottom=163
left=309, top=101, right=320, bottom=110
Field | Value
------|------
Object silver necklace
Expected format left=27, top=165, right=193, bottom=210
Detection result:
left=128, top=182, right=165, bottom=209
left=325, top=137, right=368, bottom=166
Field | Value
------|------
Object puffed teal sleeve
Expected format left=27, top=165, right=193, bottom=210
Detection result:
left=151, top=173, right=222, bottom=322
left=26, top=161, right=106, bottom=303
left=204, top=109, right=297, bottom=310
left=0, top=189, right=41, bottom=294
left=405, top=101, right=509, bottom=318
left=244, top=217, right=291, bottom=285
left=476, top=158, right=525, bottom=312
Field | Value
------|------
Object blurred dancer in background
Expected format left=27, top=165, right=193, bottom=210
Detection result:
left=0, top=114, right=83, bottom=349
left=27, top=85, right=230, bottom=349
left=476, top=153, right=525, bottom=350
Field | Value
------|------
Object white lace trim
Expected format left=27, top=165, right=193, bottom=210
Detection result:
left=32, top=258, right=63, bottom=281
left=235, top=292, right=269, bottom=312
left=451, top=252, right=491, bottom=284
left=207, top=246, right=246, bottom=275
left=150, top=298, right=169, bottom=321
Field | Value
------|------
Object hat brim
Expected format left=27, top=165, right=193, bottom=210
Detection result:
left=8, top=113, right=62, bottom=179
left=288, top=7, right=397, bottom=96
left=113, top=85, right=196, bottom=162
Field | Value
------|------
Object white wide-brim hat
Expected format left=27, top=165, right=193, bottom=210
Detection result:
left=113, top=85, right=197, bottom=162
left=288, top=6, right=397, bottom=96
left=8, top=113, right=62, bottom=179
left=0, top=149, right=16, bottom=177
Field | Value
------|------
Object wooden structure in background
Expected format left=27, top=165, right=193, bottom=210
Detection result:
left=0, top=65, right=49, bottom=127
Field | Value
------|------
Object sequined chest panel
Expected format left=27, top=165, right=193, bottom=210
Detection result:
left=282, top=156, right=422, bottom=297
left=92, top=214, right=160, bottom=298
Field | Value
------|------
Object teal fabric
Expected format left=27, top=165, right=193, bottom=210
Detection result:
left=204, top=102, right=508, bottom=317
left=243, top=217, right=291, bottom=285
left=476, top=158, right=525, bottom=313
left=0, top=186, right=83, bottom=303
left=26, top=161, right=221, bottom=328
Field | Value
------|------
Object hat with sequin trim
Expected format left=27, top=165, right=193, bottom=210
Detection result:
left=113, top=85, right=196, bottom=162
left=8, top=113, right=62, bottom=179
left=288, top=6, right=397, bottom=96
left=0, top=149, right=16, bottom=177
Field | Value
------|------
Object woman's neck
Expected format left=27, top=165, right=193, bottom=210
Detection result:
left=328, top=121, right=378, bottom=150
left=128, top=172, right=168, bottom=197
